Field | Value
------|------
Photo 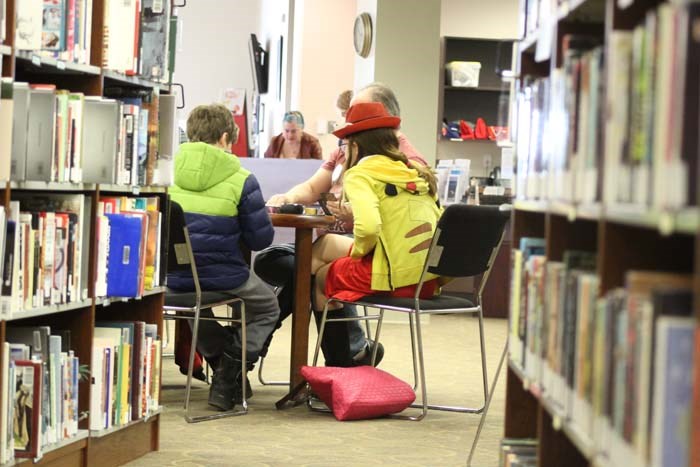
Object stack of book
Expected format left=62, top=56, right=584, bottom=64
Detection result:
left=0, top=79, right=175, bottom=186
left=95, top=196, right=162, bottom=298
left=14, top=0, right=94, bottom=64
left=0, top=194, right=91, bottom=319
left=91, top=321, right=161, bottom=431
left=509, top=239, right=695, bottom=467
left=513, top=2, right=700, bottom=211
left=3, top=326, right=80, bottom=462
left=500, top=439, right=537, bottom=466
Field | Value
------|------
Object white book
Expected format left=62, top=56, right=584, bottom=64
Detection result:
left=89, top=339, right=108, bottom=431
left=14, top=0, right=42, bottom=50
left=0, top=342, right=8, bottom=463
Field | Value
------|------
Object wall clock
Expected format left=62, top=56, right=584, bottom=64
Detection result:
left=353, top=12, right=373, bottom=58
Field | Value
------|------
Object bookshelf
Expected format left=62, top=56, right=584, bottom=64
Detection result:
left=438, top=37, right=514, bottom=145
left=504, top=0, right=699, bottom=464
left=0, top=0, right=175, bottom=465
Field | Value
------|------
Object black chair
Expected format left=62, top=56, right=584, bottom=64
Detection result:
left=163, top=200, right=248, bottom=422
left=311, top=204, right=511, bottom=421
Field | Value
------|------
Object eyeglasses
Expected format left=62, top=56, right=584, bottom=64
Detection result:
left=337, top=140, right=348, bottom=152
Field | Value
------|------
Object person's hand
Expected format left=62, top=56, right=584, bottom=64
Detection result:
left=267, top=193, right=291, bottom=206
left=327, top=200, right=353, bottom=224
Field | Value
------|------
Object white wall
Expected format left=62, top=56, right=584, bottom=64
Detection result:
left=441, top=0, right=519, bottom=39
left=172, top=1, right=260, bottom=118
left=372, top=0, right=442, bottom=167
left=291, top=0, right=357, bottom=158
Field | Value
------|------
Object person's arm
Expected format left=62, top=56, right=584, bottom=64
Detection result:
left=310, top=137, right=323, bottom=160
left=264, top=134, right=280, bottom=158
left=343, top=171, right=380, bottom=258
left=238, top=174, right=275, bottom=251
left=266, top=166, right=333, bottom=206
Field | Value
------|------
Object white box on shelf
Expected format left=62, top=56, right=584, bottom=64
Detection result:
left=446, top=61, right=481, bottom=87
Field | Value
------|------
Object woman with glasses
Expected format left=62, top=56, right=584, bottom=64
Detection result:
left=264, top=110, right=322, bottom=159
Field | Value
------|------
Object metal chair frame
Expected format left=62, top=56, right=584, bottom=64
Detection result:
left=311, top=205, right=508, bottom=421
left=163, top=206, right=248, bottom=423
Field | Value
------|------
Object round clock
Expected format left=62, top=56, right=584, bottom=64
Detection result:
left=353, top=13, right=373, bottom=58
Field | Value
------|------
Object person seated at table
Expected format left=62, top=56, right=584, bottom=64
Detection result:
left=254, top=83, right=429, bottom=367
left=336, top=89, right=353, bottom=119
left=168, top=103, right=280, bottom=411
left=311, top=101, right=442, bottom=317
left=264, top=110, right=322, bottom=159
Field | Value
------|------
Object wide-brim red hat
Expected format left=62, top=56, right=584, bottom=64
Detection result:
left=332, top=102, right=401, bottom=139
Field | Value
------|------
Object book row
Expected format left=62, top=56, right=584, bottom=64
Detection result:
left=0, top=80, right=178, bottom=186
left=2, top=326, right=80, bottom=462
left=0, top=194, right=163, bottom=318
left=514, top=3, right=699, bottom=210
left=91, top=321, right=161, bottom=432
left=509, top=239, right=695, bottom=467
left=500, top=439, right=537, bottom=467
left=8, top=0, right=173, bottom=81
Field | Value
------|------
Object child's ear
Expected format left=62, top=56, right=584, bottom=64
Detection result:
left=218, top=132, right=230, bottom=147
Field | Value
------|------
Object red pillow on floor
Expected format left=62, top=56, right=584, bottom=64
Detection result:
left=300, top=365, right=415, bottom=421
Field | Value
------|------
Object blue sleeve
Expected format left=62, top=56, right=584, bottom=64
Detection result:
left=238, top=174, right=275, bottom=251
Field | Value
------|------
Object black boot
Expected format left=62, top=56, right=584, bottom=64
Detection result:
left=314, top=307, right=356, bottom=367
left=208, top=353, right=242, bottom=411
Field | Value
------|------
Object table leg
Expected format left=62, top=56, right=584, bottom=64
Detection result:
left=289, top=227, right=313, bottom=388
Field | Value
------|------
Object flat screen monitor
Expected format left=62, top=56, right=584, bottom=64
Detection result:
left=249, top=33, right=269, bottom=94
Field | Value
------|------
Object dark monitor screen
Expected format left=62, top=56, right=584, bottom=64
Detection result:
left=249, top=33, right=269, bottom=94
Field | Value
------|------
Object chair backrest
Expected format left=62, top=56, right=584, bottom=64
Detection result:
left=167, top=200, right=193, bottom=274
left=426, top=204, right=509, bottom=278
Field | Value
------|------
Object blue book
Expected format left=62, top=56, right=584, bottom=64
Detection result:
left=518, top=237, right=545, bottom=260
left=105, top=214, right=143, bottom=297
left=651, top=316, right=695, bottom=467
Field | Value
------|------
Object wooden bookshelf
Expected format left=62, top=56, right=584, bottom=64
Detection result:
left=0, top=0, right=174, bottom=465
left=504, top=0, right=699, bottom=463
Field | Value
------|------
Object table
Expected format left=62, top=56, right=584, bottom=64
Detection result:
left=269, top=213, right=336, bottom=392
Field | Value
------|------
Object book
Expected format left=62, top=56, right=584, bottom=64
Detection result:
left=15, top=0, right=43, bottom=50
left=0, top=79, right=12, bottom=181
left=25, top=85, right=56, bottom=182
left=13, top=360, right=42, bottom=459
left=104, top=213, right=144, bottom=297
left=650, top=316, right=694, bottom=467
left=10, top=83, right=30, bottom=182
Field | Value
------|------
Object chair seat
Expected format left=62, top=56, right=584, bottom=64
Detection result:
left=165, top=289, right=240, bottom=309
left=353, top=293, right=476, bottom=311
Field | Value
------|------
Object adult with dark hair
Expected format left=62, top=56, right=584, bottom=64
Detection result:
left=254, top=83, right=429, bottom=367
left=169, top=104, right=280, bottom=411
left=264, top=111, right=322, bottom=159
left=312, top=101, right=441, bottom=311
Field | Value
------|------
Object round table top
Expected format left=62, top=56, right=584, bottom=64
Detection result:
left=270, top=213, right=336, bottom=229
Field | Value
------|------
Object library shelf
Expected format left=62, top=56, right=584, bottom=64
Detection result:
left=14, top=51, right=101, bottom=76
left=6, top=299, right=93, bottom=322
left=95, top=287, right=167, bottom=308
left=9, top=181, right=97, bottom=192
left=5, top=430, right=90, bottom=466
left=508, top=360, right=597, bottom=463
left=0, top=45, right=10, bottom=56
left=97, top=184, right=168, bottom=195
left=604, top=205, right=700, bottom=236
left=440, top=138, right=499, bottom=143
left=102, top=69, right=170, bottom=92
left=514, top=199, right=549, bottom=214
left=521, top=32, right=539, bottom=53
left=89, top=407, right=163, bottom=439
left=444, top=86, right=504, bottom=92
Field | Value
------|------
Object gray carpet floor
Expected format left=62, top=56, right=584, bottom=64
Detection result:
left=125, top=314, right=507, bottom=467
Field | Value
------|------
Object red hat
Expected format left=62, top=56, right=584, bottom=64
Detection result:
left=332, top=102, right=401, bottom=139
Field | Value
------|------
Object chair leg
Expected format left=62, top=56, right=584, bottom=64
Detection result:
left=184, top=302, right=249, bottom=423
left=257, top=356, right=289, bottom=386
left=370, top=309, right=384, bottom=366
left=392, top=310, right=428, bottom=421
left=467, top=341, right=507, bottom=467
left=408, top=313, right=419, bottom=391
left=363, top=305, right=372, bottom=338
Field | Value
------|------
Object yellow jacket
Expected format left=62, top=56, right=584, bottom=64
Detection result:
left=343, top=155, right=442, bottom=291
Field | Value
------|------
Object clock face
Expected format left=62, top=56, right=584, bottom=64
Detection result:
left=353, top=13, right=372, bottom=58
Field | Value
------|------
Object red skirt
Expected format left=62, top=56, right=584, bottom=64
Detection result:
left=325, top=252, right=438, bottom=302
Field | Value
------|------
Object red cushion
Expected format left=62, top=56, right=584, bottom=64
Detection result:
left=300, top=366, right=415, bottom=421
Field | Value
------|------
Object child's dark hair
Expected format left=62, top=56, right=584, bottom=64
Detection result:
left=344, top=128, right=437, bottom=196
left=187, top=104, right=239, bottom=145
